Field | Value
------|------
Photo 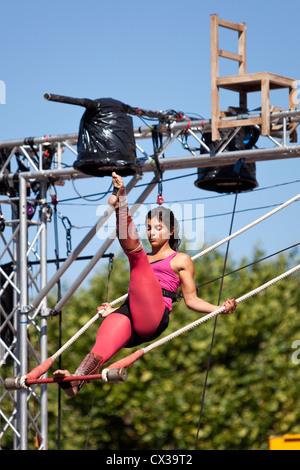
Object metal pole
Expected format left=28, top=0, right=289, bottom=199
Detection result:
left=39, top=179, right=48, bottom=450
left=12, top=201, right=20, bottom=450
left=0, top=107, right=300, bottom=149
left=0, top=133, right=78, bottom=150
left=1, top=143, right=299, bottom=191
left=44, top=93, right=98, bottom=109
left=133, top=109, right=300, bottom=139
left=52, top=176, right=158, bottom=314
left=18, top=175, right=28, bottom=450
left=139, top=144, right=300, bottom=171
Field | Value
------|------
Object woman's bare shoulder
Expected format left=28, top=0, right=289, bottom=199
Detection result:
left=173, top=252, right=193, bottom=269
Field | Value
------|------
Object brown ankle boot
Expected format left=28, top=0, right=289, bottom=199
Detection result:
left=60, top=353, right=103, bottom=398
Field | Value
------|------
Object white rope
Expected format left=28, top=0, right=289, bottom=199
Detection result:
left=143, top=262, right=300, bottom=355
left=191, top=192, right=300, bottom=261
left=51, top=294, right=128, bottom=362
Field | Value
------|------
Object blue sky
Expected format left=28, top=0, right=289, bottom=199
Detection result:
left=0, top=0, right=300, bottom=291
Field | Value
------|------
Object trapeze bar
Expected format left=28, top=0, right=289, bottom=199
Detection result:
left=4, top=368, right=128, bottom=390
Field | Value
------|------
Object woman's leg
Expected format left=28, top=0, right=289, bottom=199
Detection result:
left=109, top=172, right=142, bottom=254
left=54, top=313, right=132, bottom=397
left=127, top=250, right=166, bottom=337
left=90, top=313, right=132, bottom=362
left=54, top=173, right=163, bottom=397
left=109, top=173, right=166, bottom=337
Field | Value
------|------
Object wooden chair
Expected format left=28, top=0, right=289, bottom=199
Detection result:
left=210, top=14, right=297, bottom=141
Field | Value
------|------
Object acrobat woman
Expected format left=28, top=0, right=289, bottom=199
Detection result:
left=54, top=172, right=237, bottom=396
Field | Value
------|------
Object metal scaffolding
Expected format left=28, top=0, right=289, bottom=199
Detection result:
left=0, top=103, right=300, bottom=450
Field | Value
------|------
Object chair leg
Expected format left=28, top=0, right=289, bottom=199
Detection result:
left=261, top=77, right=270, bottom=136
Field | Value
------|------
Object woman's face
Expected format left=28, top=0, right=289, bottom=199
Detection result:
left=147, top=216, right=173, bottom=248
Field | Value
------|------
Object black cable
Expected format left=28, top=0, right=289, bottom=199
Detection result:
left=57, top=172, right=198, bottom=203
left=194, top=184, right=239, bottom=450
left=84, top=255, right=114, bottom=450
left=71, top=177, right=113, bottom=202
left=58, top=177, right=300, bottom=208
left=105, top=255, right=114, bottom=303
left=195, top=241, right=300, bottom=291
left=193, top=229, right=300, bottom=449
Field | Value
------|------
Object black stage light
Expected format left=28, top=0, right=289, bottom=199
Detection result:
left=74, top=98, right=140, bottom=177
left=194, top=127, right=259, bottom=193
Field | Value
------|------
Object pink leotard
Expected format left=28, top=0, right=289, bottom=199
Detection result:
left=91, top=249, right=181, bottom=366
left=149, top=252, right=181, bottom=312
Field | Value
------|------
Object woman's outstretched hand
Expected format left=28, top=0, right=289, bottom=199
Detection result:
left=221, top=298, right=237, bottom=315
left=108, top=172, right=125, bottom=207
left=97, top=302, right=115, bottom=318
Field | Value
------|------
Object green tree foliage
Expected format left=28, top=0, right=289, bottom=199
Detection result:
left=46, top=247, right=300, bottom=450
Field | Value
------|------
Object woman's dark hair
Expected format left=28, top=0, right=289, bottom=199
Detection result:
left=146, top=206, right=181, bottom=251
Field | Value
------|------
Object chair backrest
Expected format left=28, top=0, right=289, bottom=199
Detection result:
left=210, top=14, right=247, bottom=80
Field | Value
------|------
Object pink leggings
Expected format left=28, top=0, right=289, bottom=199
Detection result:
left=91, top=249, right=166, bottom=365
